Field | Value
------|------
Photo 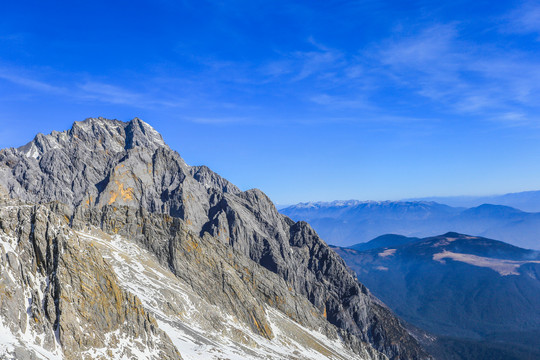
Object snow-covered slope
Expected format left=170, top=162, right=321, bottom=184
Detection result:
left=77, top=229, right=367, bottom=360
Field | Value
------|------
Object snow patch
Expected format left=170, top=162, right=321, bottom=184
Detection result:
left=80, top=329, right=161, bottom=360
left=378, top=248, right=396, bottom=257
left=25, top=142, right=40, bottom=159
left=433, top=250, right=540, bottom=276
left=0, top=321, right=17, bottom=358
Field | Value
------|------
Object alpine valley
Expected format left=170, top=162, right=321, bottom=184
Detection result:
left=0, top=118, right=430, bottom=360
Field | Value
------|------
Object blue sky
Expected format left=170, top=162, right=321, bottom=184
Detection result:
left=1, top=0, right=540, bottom=204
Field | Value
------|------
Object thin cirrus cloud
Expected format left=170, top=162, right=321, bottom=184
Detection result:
left=503, top=1, right=540, bottom=36
left=0, top=64, right=261, bottom=119
left=78, top=82, right=149, bottom=106
left=311, top=21, right=540, bottom=125
left=77, top=81, right=184, bottom=108
left=0, top=67, right=185, bottom=109
left=309, top=93, right=372, bottom=110
left=258, top=37, right=349, bottom=84
left=246, top=6, right=540, bottom=127
left=0, top=69, right=65, bottom=94
left=289, top=43, right=345, bottom=82
left=186, top=116, right=252, bottom=125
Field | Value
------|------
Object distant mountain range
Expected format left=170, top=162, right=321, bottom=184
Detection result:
left=332, top=233, right=540, bottom=360
left=280, top=200, right=540, bottom=249
left=407, top=190, right=540, bottom=213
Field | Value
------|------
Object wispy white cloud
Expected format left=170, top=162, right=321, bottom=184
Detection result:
left=0, top=67, right=186, bottom=109
left=259, top=60, right=293, bottom=78
left=185, top=116, right=252, bottom=124
left=503, top=1, right=540, bottom=37
left=261, top=40, right=345, bottom=83
left=366, top=22, right=540, bottom=124
left=0, top=69, right=65, bottom=93
left=291, top=49, right=343, bottom=81
left=309, top=93, right=371, bottom=109
left=250, top=20, right=540, bottom=129
left=291, top=114, right=440, bottom=128
left=77, top=81, right=185, bottom=108
left=378, top=24, right=460, bottom=68
left=496, top=111, right=528, bottom=126
left=78, top=82, right=145, bottom=105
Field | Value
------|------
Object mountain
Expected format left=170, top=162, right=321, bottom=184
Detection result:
left=332, top=233, right=540, bottom=359
left=280, top=200, right=460, bottom=247
left=408, top=190, right=540, bottom=213
left=349, top=234, right=421, bottom=251
left=280, top=201, right=540, bottom=249
left=0, top=117, right=428, bottom=360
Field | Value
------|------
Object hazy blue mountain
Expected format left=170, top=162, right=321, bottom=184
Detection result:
left=280, top=200, right=461, bottom=246
left=349, top=234, right=421, bottom=251
left=332, top=232, right=540, bottom=359
left=407, top=190, right=540, bottom=212
left=280, top=201, right=540, bottom=249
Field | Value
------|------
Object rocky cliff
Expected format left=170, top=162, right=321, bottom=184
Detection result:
left=0, top=117, right=429, bottom=359
left=0, top=190, right=181, bottom=360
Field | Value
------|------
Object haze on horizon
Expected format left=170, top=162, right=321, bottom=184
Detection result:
left=1, top=1, right=540, bottom=204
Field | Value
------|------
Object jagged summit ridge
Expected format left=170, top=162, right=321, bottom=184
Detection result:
left=17, top=117, right=167, bottom=161
left=0, top=117, right=233, bottom=214
left=0, top=117, right=429, bottom=360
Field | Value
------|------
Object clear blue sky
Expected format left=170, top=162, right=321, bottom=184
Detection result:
left=1, top=1, right=540, bottom=205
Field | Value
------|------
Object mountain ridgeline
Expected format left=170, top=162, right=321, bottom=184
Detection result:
left=0, top=118, right=429, bottom=359
left=407, top=191, right=540, bottom=213
left=280, top=200, right=540, bottom=249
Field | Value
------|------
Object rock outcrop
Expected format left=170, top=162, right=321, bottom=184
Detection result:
left=0, top=189, right=181, bottom=360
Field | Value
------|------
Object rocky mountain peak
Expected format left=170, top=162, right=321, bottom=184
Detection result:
left=16, top=117, right=167, bottom=162
left=124, top=117, right=167, bottom=150
left=1, top=117, right=192, bottom=209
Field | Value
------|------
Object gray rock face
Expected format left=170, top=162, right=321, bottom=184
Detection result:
left=0, top=117, right=429, bottom=359
left=0, top=189, right=181, bottom=360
